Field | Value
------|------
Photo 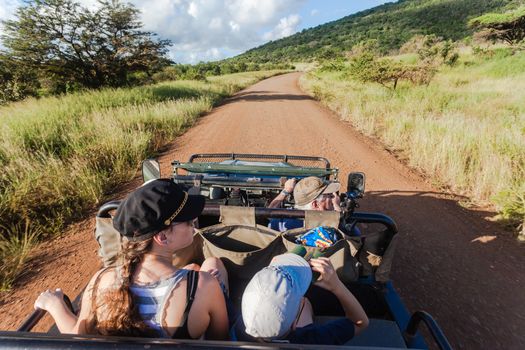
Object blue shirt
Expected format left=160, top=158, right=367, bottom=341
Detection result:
left=268, top=218, right=304, bottom=232
left=232, top=317, right=355, bottom=345
left=287, top=318, right=355, bottom=345
left=269, top=218, right=361, bottom=236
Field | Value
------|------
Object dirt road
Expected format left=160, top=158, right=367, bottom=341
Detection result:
left=1, top=72, right=524, bottom=348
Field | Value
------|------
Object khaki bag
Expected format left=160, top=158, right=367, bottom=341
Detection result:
left=94, top=215, right=121, bottom=267
left=199, top=206, right=286, bottom=282
left=281, top=210, right=362, bottom=283
left=357, top=228, right=398, bottom=282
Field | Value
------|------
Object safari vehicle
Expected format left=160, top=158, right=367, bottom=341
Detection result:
left=1, top=153, right=453, bottom=350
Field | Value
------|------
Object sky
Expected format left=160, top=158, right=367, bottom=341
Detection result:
left=0, top=0, right=391, bottom=63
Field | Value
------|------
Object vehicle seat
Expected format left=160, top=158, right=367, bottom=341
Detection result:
left=313, top=316, right=407, bottom=348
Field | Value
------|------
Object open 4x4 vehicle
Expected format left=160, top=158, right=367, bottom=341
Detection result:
left=3, top=153, right=453, bottom=350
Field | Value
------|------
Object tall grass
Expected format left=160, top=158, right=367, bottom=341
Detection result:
left=300, top=53, right=525, bottom=236
left=0, top=70, right=287, bottom=290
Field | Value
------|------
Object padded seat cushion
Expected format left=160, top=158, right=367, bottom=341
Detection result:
left=313, top=317, right=407, bottom=348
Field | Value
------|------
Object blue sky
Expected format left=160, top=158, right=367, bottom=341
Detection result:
left=0, top=0, right=392, bottom=63
left=299, top=1, right=390, bottom=30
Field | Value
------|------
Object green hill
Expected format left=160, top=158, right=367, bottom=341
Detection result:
left=233, top=0, right=522, bottom=63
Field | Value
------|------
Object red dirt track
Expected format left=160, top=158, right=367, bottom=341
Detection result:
left=1, top=73, right=524, bottom=348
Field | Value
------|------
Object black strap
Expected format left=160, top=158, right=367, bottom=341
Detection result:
left=183, top=270, right=199, bottom=318
left=172, top=270, right=199, bottom=339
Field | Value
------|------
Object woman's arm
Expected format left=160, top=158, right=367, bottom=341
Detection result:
left=268, top=178, right=296, bottom=208
left=34, top=289, right=78, bottom=333
left=33, top=269, right=108, bottom=334
left=201, top=272, right=229, bottom=340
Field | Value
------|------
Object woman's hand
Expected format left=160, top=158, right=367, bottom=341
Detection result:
left=310, top=257, right=343, bottom=292
left=34, top=288, right=65, bottom=311
left=207, top=268, right=222, bottom=281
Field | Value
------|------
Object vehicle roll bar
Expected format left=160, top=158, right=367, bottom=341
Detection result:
left=187, top=153, right=331, bottom=168
left=96, top=202, right=397, bottom=234
left=201, top=205, right=398, bottom=234
left=97, top=201, right=121, bottom=218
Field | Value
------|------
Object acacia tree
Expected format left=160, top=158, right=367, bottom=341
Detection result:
left=469, top=8, right=525, bottom=45
left=1, top=0, right=172, bottom=91
left=348, top=52, right=437, bottom=90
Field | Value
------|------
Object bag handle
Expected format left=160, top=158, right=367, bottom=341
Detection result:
left=219, top=206, right=256, bottom=226
left=304, top=210, right=340, bottom=229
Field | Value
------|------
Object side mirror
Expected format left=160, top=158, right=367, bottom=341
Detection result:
left=347, top=172, right=365, bottom=197
left=142, top=159, right=161, bottom=183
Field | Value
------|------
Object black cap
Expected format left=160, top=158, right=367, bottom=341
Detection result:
left=113, top=179, right=205, bottom=241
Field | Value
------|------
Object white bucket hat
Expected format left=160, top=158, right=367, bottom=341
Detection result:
left=241, top=253, right=312, bottom=339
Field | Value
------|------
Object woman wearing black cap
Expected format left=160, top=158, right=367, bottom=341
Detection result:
left=34, top=179, right=229, bottom=339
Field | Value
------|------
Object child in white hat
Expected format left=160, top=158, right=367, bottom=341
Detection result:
left=241, top=253, right=368, bottom=344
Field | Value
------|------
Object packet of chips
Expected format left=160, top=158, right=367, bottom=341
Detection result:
left=295, top=226, right=340, bottom=248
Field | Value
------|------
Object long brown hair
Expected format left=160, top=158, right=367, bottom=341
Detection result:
left=88, top=237, right=158, bottom=336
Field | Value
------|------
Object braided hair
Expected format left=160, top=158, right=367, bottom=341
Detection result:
left=88, top=238, right=158, bottom=337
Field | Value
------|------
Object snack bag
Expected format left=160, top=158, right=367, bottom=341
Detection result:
left=295, top=226, right=340, bottom=248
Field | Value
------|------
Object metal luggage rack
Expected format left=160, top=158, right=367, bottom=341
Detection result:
left=187, top=153, right=331, bottom=169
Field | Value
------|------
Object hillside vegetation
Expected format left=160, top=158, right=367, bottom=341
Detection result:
left=300, top=48, right=525, bottom=237
left=232, top=0, right=523, bottom=64
left=0, top=70, right=287, bottom=290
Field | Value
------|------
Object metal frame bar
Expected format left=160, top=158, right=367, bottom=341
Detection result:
left=97, top=202, right=398, bottom=236
left=0, top=331, right=410, bottom=349
left=382, top=281, right=430, bottom=349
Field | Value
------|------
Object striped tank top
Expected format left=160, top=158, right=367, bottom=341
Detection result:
left=129, top=269, right=189, bottom=337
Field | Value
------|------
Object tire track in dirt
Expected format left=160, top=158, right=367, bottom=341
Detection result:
left=1, top=73, right=523, bottom=348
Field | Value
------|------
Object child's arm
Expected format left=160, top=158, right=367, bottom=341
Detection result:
left=310, top=257, right=369, bottom=335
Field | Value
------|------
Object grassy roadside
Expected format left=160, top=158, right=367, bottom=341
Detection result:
left=0, top=70, right=288, bottom=290
left=300, top=53, right=525, bottom=237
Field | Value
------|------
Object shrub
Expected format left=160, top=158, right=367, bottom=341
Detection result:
left=152, top=66, right=182, bottom=82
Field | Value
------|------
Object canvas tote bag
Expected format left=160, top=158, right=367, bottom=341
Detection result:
left=357, top=228, right=398, bottom=282
left=199, top=206, right=286, bottom=281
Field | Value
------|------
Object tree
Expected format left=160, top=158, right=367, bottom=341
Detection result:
left=469, top=8, right=525, bottom=45
left=1, top=0, right=172, bottom=91
left=348, top=53, right=436, bottom=90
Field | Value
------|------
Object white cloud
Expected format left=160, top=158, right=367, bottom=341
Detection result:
left=263, top=14, right=301, bottom=41
left=132, top=0, right=306, bottom=63
left=310, top=9, right=319, bottom=16
left=0, top=0, right=19, bottom=22
left=0, top=0, right=307, bottom=63
left=187, top=1, right=198, bottom=18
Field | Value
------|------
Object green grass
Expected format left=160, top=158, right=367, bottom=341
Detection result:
left=0, top=70, right=287, bottom=290
left=300, top=52, right=525, bottom=235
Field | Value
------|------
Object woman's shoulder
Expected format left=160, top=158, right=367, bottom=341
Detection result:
left=194, top=271, right=224, bottom=301
left=195, top=270, right=218, bottom=287
left=86, top=267, right=118, bottom=292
